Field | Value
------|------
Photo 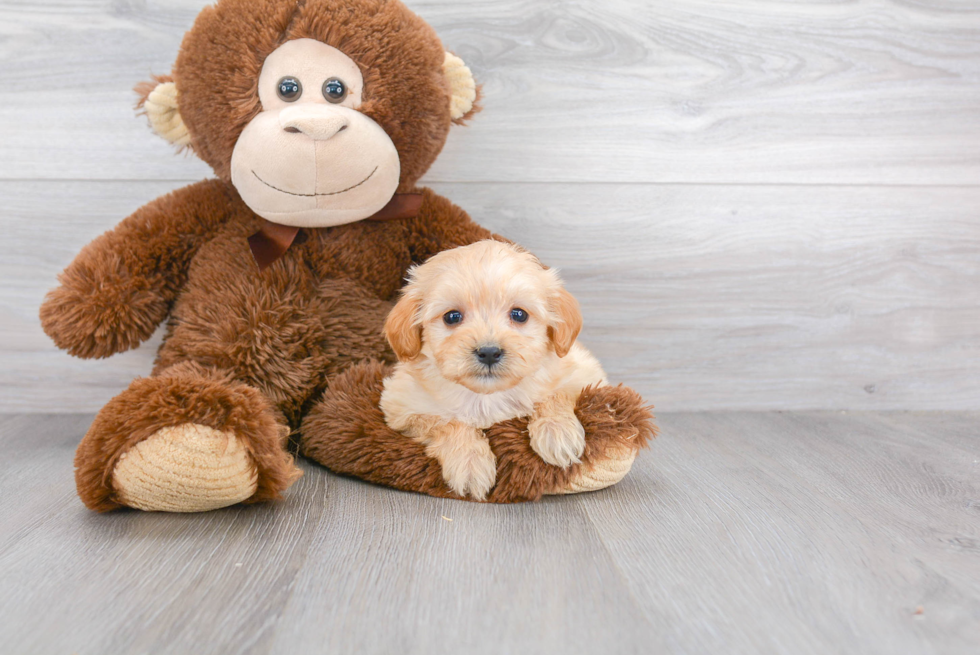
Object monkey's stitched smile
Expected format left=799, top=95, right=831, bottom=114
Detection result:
left=251, top=167, right=378, bottom=197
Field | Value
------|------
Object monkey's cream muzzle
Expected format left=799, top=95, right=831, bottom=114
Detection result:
left=231, top=103, right=400, bottom=228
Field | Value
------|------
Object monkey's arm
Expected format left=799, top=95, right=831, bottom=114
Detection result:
left=40, top=179, right=235, bottom=359
left=405, top=187, right=509, bottom=263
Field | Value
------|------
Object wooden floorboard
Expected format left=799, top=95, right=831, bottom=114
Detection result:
left=1, top=412, right=977, bottom=655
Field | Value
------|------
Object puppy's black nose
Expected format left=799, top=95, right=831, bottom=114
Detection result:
left=475, top=346, right=503, bottom=366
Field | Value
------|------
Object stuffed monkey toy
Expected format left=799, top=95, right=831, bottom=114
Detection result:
left=40, top=0, right=655, bottom=512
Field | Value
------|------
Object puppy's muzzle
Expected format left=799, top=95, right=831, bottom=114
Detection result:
left=475, top=345, right=504, bottom=369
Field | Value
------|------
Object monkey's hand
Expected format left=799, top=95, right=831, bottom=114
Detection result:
left=40, top=246, right=169, bottom=359
left=40, top=180, right=234, bottom=359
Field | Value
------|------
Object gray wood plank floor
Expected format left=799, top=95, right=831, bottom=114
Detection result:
left=1, top=412, right=977, bottom=655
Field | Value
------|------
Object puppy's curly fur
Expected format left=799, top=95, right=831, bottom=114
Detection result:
left=380, top=241, right=607, bottom=499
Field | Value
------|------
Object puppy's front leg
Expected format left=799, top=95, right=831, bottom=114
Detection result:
left=528, top=392, right=586, bottom=468
left=405, top=416, right=497, bottom=500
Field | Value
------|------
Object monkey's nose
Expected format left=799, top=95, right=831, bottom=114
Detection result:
left=279, top=106, right=350, bottom=140
left=475, top=346, right=504, bottom=367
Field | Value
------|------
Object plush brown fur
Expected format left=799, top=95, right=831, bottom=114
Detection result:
left=301, top=361, right=656, bottom=502
left=40, top=0, right=656, bottom=510
left=75, top=361, right=300, bottom=512
left=39, top=180, right=236, bottom=359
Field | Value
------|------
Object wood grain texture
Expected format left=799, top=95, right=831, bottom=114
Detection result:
left=0, top=0, right=978, bottom=184
left=3, top=180, right=978, bottom=412
left=0, top=412, right=977, bottom=654
left=579, top=411, right=980, bottom=654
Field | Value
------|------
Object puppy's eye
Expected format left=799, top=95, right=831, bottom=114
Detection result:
left=322, top=77, right=348, bottom=103
left=510, top=308, right=529, bottom=323
left=277, top=76, right=302, bottom=102
left=443, top=310, right=463, bottom=325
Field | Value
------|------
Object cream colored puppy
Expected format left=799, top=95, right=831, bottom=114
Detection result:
left=380, top=240, right=606, bottom=500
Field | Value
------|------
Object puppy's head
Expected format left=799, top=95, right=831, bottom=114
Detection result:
left=384, top=240, right=582, bottom=394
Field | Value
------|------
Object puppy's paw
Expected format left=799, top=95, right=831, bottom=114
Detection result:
left=436, top=434, right=497, bottom=500
left=529, top=413, right=586, bottom=468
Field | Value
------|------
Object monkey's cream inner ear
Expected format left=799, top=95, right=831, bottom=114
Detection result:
left=443, top=52, right=477, bottom=121
left=143, top=81, right=191, bottom=148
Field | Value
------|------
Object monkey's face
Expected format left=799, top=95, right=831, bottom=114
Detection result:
left=149, top=0, right=479, bottom=216
left=229, top=39, right=401, bottom=228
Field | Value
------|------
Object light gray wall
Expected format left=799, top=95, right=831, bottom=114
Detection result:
left=1, top=0, right=978, bottom=412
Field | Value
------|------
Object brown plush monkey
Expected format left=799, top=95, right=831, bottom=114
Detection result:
left=39, top=0, right=654, bottom=512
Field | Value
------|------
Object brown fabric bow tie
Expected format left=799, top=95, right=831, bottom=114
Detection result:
left=247, top=193, right=424, bottom=271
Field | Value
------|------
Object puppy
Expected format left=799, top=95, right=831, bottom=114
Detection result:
left=380, top=240, right=606, bottom=500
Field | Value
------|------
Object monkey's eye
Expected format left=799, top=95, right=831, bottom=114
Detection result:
left=322, top=77, right=348, bottom=103
left=277, top=77, right=302, bottom=102
left=510, top=308, right=529, bottom=323
left=443, top=310, right=463, bottom=326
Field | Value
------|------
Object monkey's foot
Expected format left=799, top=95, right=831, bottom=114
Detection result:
left=112, top=423, right=258, bottom=512
left=301, top=361, right=656, bottom=502
left=75, top=361, right=301, bottom=512
left=549, top=446, right=637, bottom=495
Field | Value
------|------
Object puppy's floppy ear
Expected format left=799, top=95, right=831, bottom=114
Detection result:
left=385, top=290, right=423, bottom=361
left=548, top=287, right=583, bottom=358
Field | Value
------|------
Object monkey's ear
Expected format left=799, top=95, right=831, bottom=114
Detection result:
left=443, top=53, right=481, bottom=124
left=135, top=75, right=192, bottom=149
left=384, top=291, right=424, bottom=361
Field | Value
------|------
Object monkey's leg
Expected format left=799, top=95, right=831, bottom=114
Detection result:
left=299, top=361, right=656, bottom=502
left=74, top=361, right=301, bottom=512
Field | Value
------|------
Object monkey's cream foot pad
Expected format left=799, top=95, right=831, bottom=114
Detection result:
left=552, top=447, right=637, bottom=495
left=300, top=361, right=657, bottom=502
left=112, top=423, right=258, bottom=512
